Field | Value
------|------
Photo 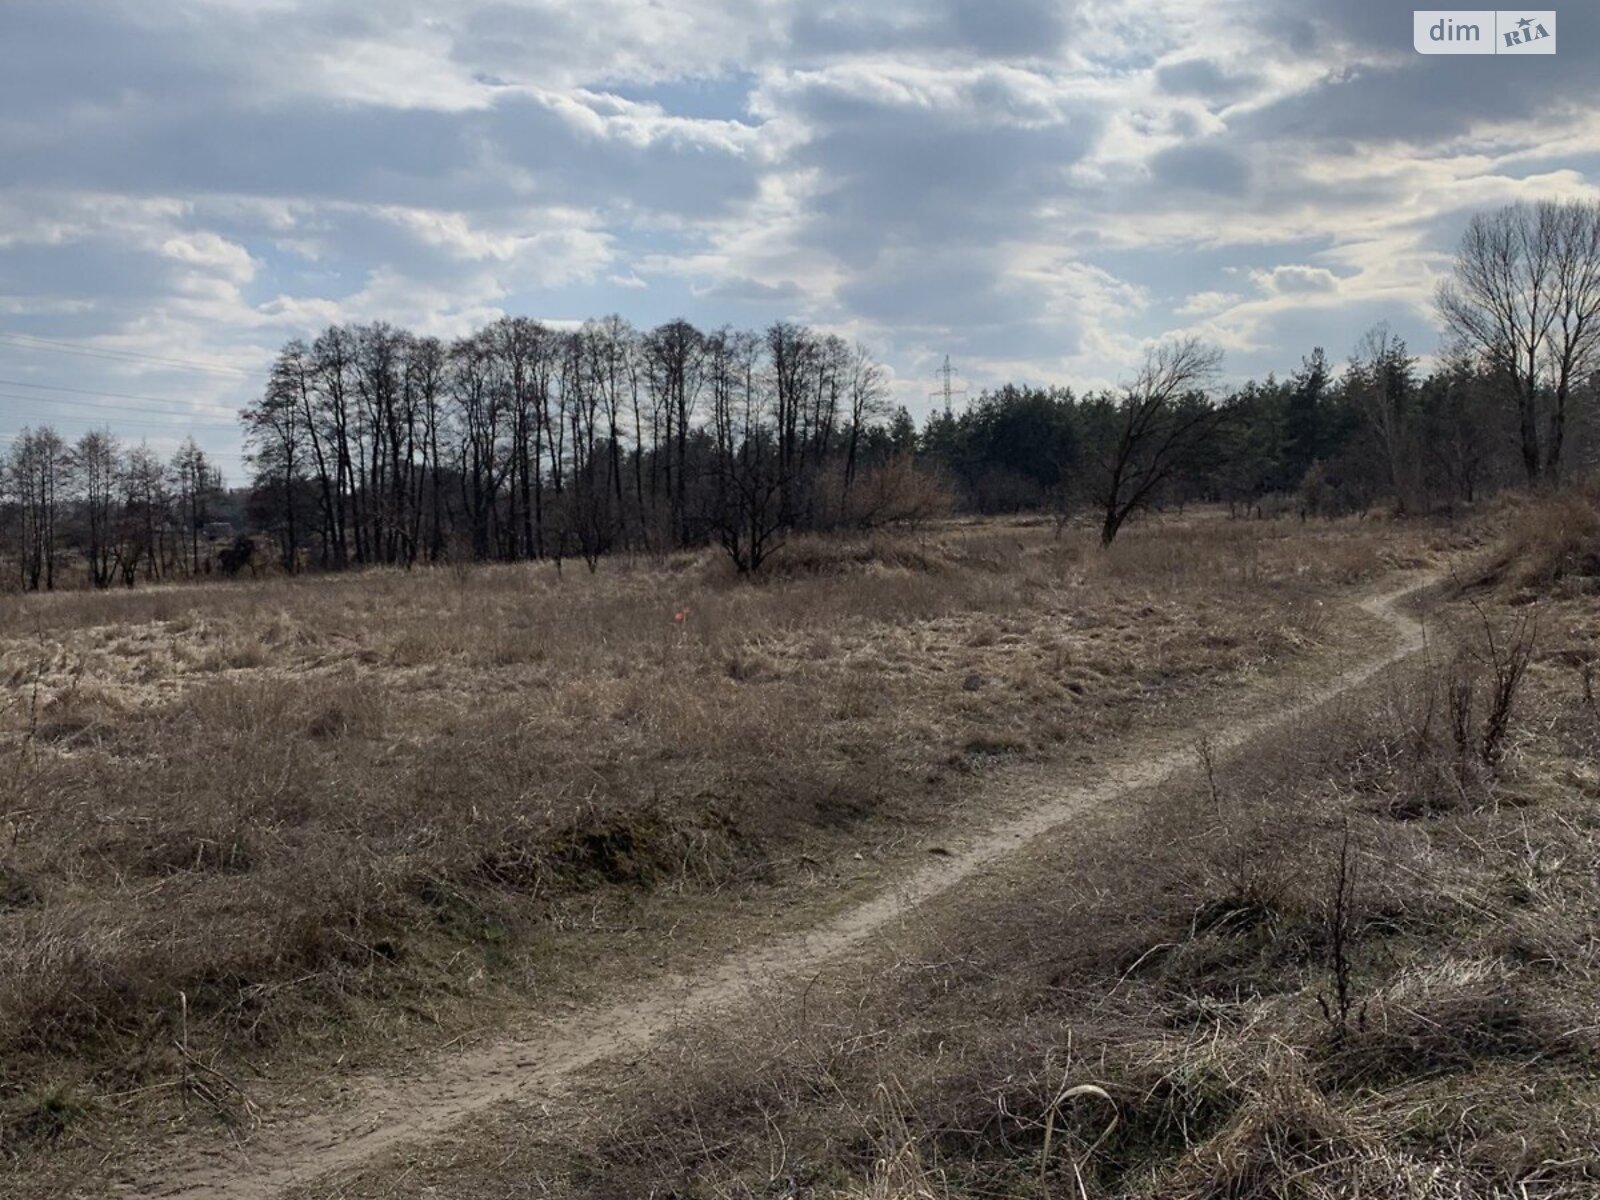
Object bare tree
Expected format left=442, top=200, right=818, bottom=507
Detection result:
left=244, top=351, right=308, bottom=570
left=841, top=341, right=888, bottom=507
left=706, top=328, right=785, bottom=573
left=6, top=427, right=69, bottom=590
left=1544, top=201, right=1600, bottom=480
left=117, top=444, right=169, bottom=585
left=1090, top=338, right=1223, bottom=546
left=73, top=430, right=122, bottom=588
left=1347, top=324, right=1419, bottom=512
left=223, top=315, right=891, bottom=575
left=644, top=319, right=704, bottom=546
left=1438, top=199, right=1600, bottom=485
left=406, top=334, right=449, bottom=563
left=171, top=438, right=219, bottom=575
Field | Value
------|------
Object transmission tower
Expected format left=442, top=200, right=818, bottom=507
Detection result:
left=930, top=355, right=967, bottom=417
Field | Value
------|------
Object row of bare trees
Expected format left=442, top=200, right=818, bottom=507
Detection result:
left=0, top=429, right=225, bottom=591
left=243, top=317, right=896, bottom=573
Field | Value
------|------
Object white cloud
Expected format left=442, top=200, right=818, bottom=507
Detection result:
left=161, top=232, right=257, bottom=284
left=1251, top=265, right=1339, bottom=295
left=1176, top=290, right=1242, bottom=317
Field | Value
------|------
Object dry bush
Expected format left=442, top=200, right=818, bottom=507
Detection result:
left=1334, top=608, right=1539, bottom=822
left=841, top=457, right=957, bottom=532
left=1322, top=965, right=1589, bottom=1089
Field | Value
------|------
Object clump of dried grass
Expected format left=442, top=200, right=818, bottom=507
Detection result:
left=1143, top=1068, right=1399, bottom=1200
left=1473, top=479, right=1600, bottom=594
left=1322, top=968, right=1589, bottom=1090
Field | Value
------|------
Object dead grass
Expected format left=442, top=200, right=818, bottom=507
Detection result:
left=320, top=529, right=1600, bottom=1200
left=0, top=511, right=1462, bottom=1175
left=1470, top=478, right=1600, bottom=596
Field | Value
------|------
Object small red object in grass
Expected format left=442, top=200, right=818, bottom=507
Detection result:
left=673, top=608, right=690, bottom=624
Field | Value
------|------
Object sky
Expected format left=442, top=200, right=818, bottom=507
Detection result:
left=1, top=0, right=1597, bottom=482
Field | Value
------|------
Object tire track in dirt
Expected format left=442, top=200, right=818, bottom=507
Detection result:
left=118, top=578, right=1434, bottom=1200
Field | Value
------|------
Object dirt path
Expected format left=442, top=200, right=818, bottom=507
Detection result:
left=118, top=578, right=1434, bottom=1200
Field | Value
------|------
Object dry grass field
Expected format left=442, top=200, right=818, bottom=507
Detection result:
left=0, top=510, right=1503, bottom=1194
left=264, top=491, right=1600, bottom=1200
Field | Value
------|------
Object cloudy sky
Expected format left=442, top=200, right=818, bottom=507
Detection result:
left=1, top=0, right=1596, bottom=479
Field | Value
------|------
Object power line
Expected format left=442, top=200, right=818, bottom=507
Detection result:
left=0, top=392, right=238, bottom=425
left=0, top=331, right=263, bottom=378
left=0, top=377, right=244, bottom=411
left=0, top=392, right=239, bottom=421
left=0, top=412, right=238, bottom=441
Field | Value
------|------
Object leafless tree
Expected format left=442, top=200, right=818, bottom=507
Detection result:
left=72, top=430, right=122, bottom=588
left=1348, top=323, right=1419, bottom=512
left=245, top=349, right=308, bottom=570
left=171, top=437, right=220, bottom=575
left=706, top=328, right=784, bottom=573
left=6, top=427, right=69, bottom=590
left=841, top=341, right=889, bottom=505
left=406, top=335, right=450, bottom=563
left=1438, top=199, right=1600, bottom=485
left=116, top=443, right=169, bottom=586
left=451, top=329, right=508, bottom=561
left=643, top=319, right=705, bottom=546
left=1091, top=338, right=1223, bottom=546
left=229, top=315, right=890, bottom=573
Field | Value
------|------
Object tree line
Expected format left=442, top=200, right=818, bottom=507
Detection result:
left=0, top=430, right=229, bottom=591
left=920, top=200, right=1600, bottom=534
left=239, top=318, right=907, bottom=574
left=921, top=328, right=1565, bottom=529
left=3, top=199, right=1597, bottom=589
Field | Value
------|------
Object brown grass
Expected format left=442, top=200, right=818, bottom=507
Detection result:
left=0, top=511, right=1467, bottom=1175
left=320, top=531, right=1600, bottom=1200
left=1471, top=477, right=1600, bottom=595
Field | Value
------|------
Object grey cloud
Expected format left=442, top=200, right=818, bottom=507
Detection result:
left=0, top=238, right=192, bottom=314
left=1226, top=297, right=1439, bottom=377
left=790, top=0, right=1077, bottom=61
left=1155, top=58, right=1260, bottom=103
left=0, top=2, right=241, bottom=117
left=1, top=102, right=485, bottom=207
left=1236, top=1, right=1600, bottom=145
left=1258, top=265, right=1339, bottom=293
left=484, top=95, right=761, bottom=218
left=769, top=70, right=1100, bottom=270
left=839, top=253, right=1035, bottom=329
left=1149, top=142, right=1250, bottom=197
left=451, top=0, right=776, bottom=88
left=1, top=89, right=758, bottom=227
left=701, top=277, right=806, bottom=302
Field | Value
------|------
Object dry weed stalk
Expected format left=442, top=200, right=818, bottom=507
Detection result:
left=1316, top=824, right=1366, bottom=1047
left=1471, top=601, right=1537, bottom=770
